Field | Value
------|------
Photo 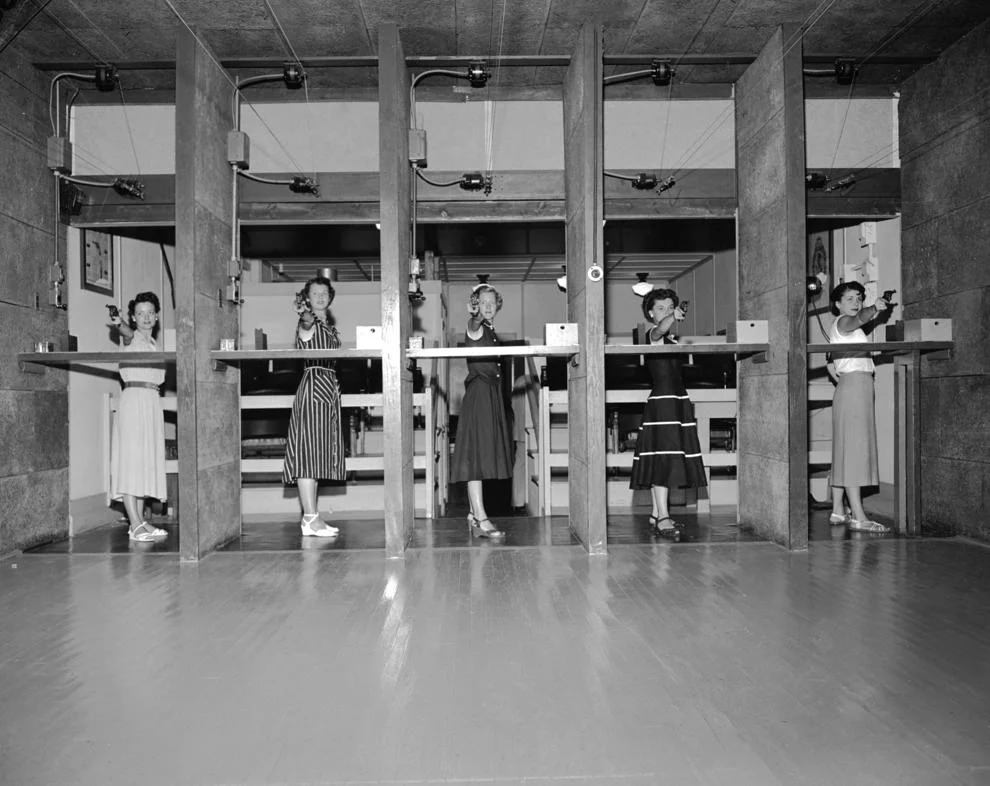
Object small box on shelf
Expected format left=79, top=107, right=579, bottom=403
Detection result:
left=725, top=320, right=768, bottom=344
left=902, top=319, right=951, bottom=342
left=544, top=323, right=577, bottom=346
left=356, top=326, right=383, bottom=349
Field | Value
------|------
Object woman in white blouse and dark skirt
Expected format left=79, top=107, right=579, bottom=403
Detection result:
left=826, top=281, right=891, bottom=533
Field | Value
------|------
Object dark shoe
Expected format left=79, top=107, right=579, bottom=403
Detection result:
left=649, top=515, right=680, bottom=541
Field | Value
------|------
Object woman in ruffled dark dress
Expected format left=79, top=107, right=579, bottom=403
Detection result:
left=630, top=288, right=707, bottom=537
left=283, top=276, right=346, bottom=538
left=450, top=284, right=513, bottom=539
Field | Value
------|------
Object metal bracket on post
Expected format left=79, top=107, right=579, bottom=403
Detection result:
left=18, top=357, right=47, bottom=374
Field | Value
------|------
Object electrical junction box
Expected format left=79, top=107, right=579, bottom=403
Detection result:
left=859, top=221, right=877, bottom=246
left=227, top=130, right=250, bottom=169
left=545, top=323, right=578, bottom=346
left=726, top=320, right=769, bottom=344
left=409, top=129, right=427, bottom=168
left=903, top=318, right=951, bottom=342
left=47, top=136, right=72, bottom=173
left=356, top=325, right=383, bottom=349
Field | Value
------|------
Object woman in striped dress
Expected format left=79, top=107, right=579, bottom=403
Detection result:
left=630, top=288, right=707, bottom=538
left=283, top=276, right=345, bottom=537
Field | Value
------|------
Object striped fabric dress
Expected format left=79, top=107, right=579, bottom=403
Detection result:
left=282, top=319, right=346, bottom=484
left=630, top=339, right=708, bottom=490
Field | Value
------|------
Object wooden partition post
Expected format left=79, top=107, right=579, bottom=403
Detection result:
left=563, top=25, right=607, bottom=554
left=735, top=26, right=808, bottom=549
left=378, top=23, right=414, bottom=557
left=174, top=27, right=242, bottom=560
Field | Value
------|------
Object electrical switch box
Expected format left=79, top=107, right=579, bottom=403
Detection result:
left=408, top=129, right=427, bottom=168
left=726, top=320, right=769, bottom=344
left=47, top=136, right=72, bottom=173
left=859, top=221, right=877, bottom=246
left=227, top=131, right=250, bottom=169
left=545, top=323, right=578, bottom=346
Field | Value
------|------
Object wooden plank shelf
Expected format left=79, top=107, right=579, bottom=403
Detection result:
left=605, top=342, right=768, bottom=356
left=212, top=348, right=383, bottom=361
left=807, top=341, right=952, bottom=354
left=18, top=351, right=176, bottom=371
left=406, top=344, right=579, bottom=359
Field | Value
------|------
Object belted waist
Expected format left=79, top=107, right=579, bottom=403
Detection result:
left=123, top=381, right=160, bottom=391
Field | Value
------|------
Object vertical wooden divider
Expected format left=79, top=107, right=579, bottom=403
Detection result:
left=378, top=23, right=414, bottom=557
left=735, top=26, right=808, bottom=549
left=563, top=25, right=607, bottom=554
left=174, top=27, right=242, bottom=560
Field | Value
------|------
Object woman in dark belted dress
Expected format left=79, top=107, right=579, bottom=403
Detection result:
left=450, top=284, right=513, bottom=538
left=630, top=288, right=707, bottom=538
left=283, top=276, right=346, bottom=538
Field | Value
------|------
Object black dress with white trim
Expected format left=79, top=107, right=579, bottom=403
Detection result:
left=629, top=335, right=708, bottom=490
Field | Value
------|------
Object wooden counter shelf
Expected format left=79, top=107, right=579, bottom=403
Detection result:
left=406, top=344, right=580, bottom=359
left=211, top=347, right=383, bottom=370
left=605, top=342, right=769, bottom=361
left=18, top=351, right=176, bottom=373
left=807, top=340, right=952, bottom=356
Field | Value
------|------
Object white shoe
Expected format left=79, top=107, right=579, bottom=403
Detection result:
left=300, top=513, right=339, bottom=538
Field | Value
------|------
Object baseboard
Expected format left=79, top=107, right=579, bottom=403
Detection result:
left=69, top=493, right=117, bottom=536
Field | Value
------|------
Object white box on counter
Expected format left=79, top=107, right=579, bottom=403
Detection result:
left=725, top=320, right=768, bottom=343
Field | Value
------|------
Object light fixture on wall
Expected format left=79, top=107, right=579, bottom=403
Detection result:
left=803, top=58, right=858, bottom=84
left=604, top=58, right=676, bottom=86
left=415, top=169, right=493, bottom=195
left=604, top=170, right=676, bottom=194
left=631, top=272, right=654, bottom=297
left=556, top=265, right=567, bottom=292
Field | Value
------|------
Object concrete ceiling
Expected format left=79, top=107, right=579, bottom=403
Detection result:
left=7, top=0, right=987, bottom=282
left=6, top=0, right=990, bottom=93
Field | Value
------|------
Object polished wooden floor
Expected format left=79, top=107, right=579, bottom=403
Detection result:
left=5, top=531, right=989, bottom=785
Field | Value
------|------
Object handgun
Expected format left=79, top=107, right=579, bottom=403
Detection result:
left=105, top=303, right=120, bottom=320
left=881, top=289, right=897, bottom=306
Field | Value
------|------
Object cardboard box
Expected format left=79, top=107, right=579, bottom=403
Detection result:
left=725, top=320, right=769, bottom=343
left=902, top=318, right=951, bottom=341
left=356, top=325, right=383, bottom=349
left=544, top=322, right=578, bottom=346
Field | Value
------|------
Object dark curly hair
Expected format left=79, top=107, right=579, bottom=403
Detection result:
left=469, top=284, right=503, bottom=312
left=300, top=276, right=336, bottom=308
left=641, top=287, right=679, bottom=322
left=127, top=291, right=161, bottom=337
left=829, top=281, right=865, bottom=316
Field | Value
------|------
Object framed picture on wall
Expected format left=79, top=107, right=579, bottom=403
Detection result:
left=81, top=229, right=114, bottom=295
left=808, top=229, right=832, bottom=290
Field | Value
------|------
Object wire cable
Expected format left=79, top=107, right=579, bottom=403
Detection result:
left=416, top=170, right=464, bottom=188
left=262, top=0, right=318, bottom=179
left=162, top=0, right=309, bottom=176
